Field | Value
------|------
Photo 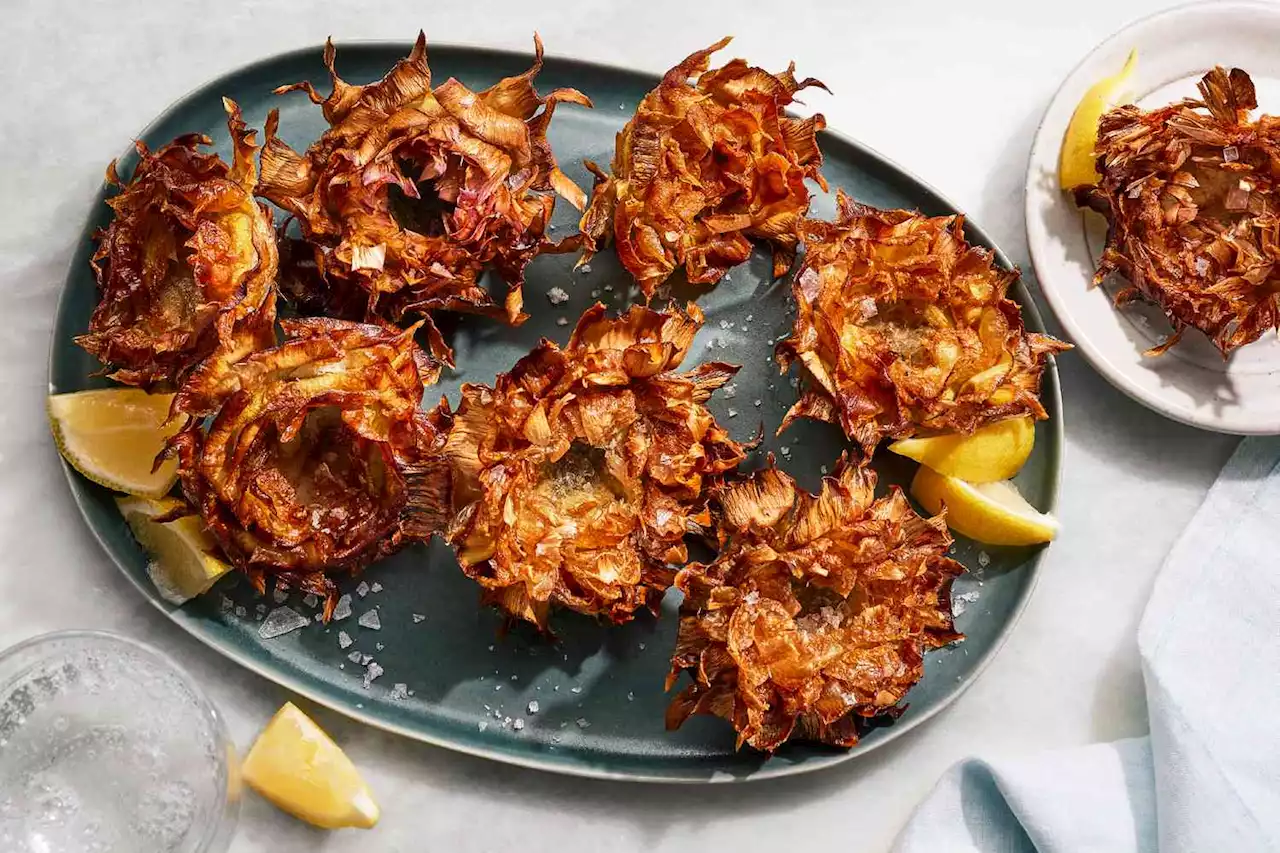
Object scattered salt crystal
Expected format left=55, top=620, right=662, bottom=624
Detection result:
left=356, top=703, right=363, bottom=709
left=549, top=223, right=557, bottom=231
left=977, top=551, right=990, bottom=568
left=510, top=674, right=518, bottom=682
left=547, top=286, right=570, bottom=305
left=255, top=603, right=267, bottom=616
left=553, top=685, right=560, bottom=692
left=412, top=613, right=426, bottom=624
left=627, top=691, right=635, bottom=702
left=527, top=700, right=540, bottom=714
left=570, top=686, right=583, bottom=694
left=513, top=718, right=525, bottom=731
left=234, top=606, right=247, bottom=618
left=789, top=377, right=798, bottom=388
left=390, top=682, right=409, bottom=701
left=332, top=594, right=353, bottom=621
left=272, top=588, right=289, bottom=604
left=745, top=314, right=754, bottom=322
left=717, top=339, right=728, bottom=349
left=728, top=409, right=738, bottom=418
left=488, top=644, right=495, bottom=652
left=1195, top=257, right=1210, bottom=275
left=338, top=631, right=353, bottom=649
left=303, top=593, right=320, bottom=609
left=347, top=650, right=363, bottom=664
left=376, top=642, right=384, bottom=651
left=576, top=718, right=591, bottom=729
left=1224, top=145, right=1239, bottom=163
left=478, top=721, right=489, bottom=732
left=556, top=316, right=569, bottom=326
left=780, top=446, right=792, bottom=457
left=820, top=464, right=828, bottom=474
left=360, top=653, right=373, bottom=666
left=259, top=606, right=310, bottom=639
left=753, top=399, right=762, bottom=408
left=579, top=264, right=592, bottom=274
left=370, top=582, right=383, bottom=593
left=591, top=289, right=601, bottom=298
left=719, top=320, right=731, bottom=330
left=723, top=383, right=737, bottom=399
left=952, top=590, right=982, bottom=617
left=356, top=581, right=370, bottom=598
left=743, top=591, right=760, bottom=606
left=639, top=643, right=646, bottom=650
left=358, top=609, right=382, bottom=630
left=619, top=103, right=626, bottom=110
left=495, top=684, right=503, bottom=692
left=603, top=284, right=614, bottom=292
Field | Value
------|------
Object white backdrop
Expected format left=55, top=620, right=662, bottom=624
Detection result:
left=0, top=1, right=1248, bottom=850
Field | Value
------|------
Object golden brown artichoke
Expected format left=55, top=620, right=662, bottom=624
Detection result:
left=167, top=318, right=451, bottom=604
left=777, top=191, right=1068, bottom=455
left=77, top=99, right=278, bottom=390
left=257, top=33, right=591, bottom=329
left=446, top=303, right=749, bottom=630
left=578, top=37, right=827, bottom=298
left=1075, top=67, right=1280, bottom=356
left=666, top=458, right=963, bottom=752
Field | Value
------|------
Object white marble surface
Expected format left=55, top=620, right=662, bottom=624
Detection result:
left=0, top=0, right=1247, bottom=850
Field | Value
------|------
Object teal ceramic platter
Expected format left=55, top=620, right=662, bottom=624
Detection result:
left=49, top=41, right=1063, bottom=782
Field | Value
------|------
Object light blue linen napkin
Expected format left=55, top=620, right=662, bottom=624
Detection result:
left=892, top=437, right=1280, bottom=853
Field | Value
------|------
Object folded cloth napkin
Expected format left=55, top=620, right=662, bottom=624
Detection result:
left=892, top=437, right=1280, bottom=853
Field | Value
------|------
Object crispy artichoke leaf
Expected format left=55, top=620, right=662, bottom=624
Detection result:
left=445, top=303, right=749, bottom=631
left=777, top=191, right=1069, bottom=454
left=666, top=456, right=964, bottom=752
left=579, top=38, right=827, bottom=298
left=257, top=32, right=591, bottom=328
left=168, top=318, right=450, bottom=601
left=1075, top=66, right=1280, bottom=356
left=77, top=99, right=278, bottom=391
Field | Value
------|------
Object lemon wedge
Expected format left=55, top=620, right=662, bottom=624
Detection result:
left=889, top=417, right=1034, bottom=483
left=242, top=702, right=380, bottom=830
left=911, top=466, right=1058, bottom=546
left=48, top=388, right=184, bottom=498
left=1059, top=49, right=1137, bottom=190
left=116, top=495, right=231, bottom=604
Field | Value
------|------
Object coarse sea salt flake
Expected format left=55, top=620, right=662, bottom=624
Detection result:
left=259, top=607, right=309, bottom=640
left=358, top=609, right=382, bottom=630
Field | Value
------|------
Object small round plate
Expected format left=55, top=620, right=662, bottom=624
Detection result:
left=1026, top=0, right=1280, bottom=434
left=53, top=42, right=1062, bottom=782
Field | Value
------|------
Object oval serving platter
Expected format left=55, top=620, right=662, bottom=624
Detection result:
left=50, top=41, right=1062, bottom=782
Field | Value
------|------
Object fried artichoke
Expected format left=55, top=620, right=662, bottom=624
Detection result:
left=77, top=99, right=277, bottom=390
left=446, top=303, right=749, bottom=630
left=257, top=33, right=591, bottom=328
left=777, top=191, right=1068, bottom=455
left=1075, top=67, right=1280, bottom=356
left=578, top=37, right=827, bottom=298
left=168, top=318, right=450, bottom=603
left=666, top=458, right=963, bottom=752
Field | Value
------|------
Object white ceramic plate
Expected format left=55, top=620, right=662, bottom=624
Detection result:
left=1026, top=0, right=1280, bottom=434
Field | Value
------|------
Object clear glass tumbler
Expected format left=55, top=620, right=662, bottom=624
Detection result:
left=0, top=630, right=238, bottom=852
